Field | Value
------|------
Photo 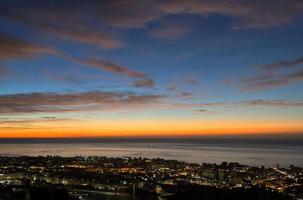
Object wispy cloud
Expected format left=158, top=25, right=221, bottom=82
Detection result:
left=0, top=32, right=55, bottom=59
left=60, top=55, right=155, bottom=88
left=177, top=92, right=194, bottom=100
left=159, top=0, right=303, bottom=29
left=173, top=99, right=303, bottom=111
left=134, top=78, right=154, bottom=88
left=192, top=109, right=211, bottom=115
left=0, top=2, right=122, bottom=49
left=46, top=29, right=122, bottom=49
left=0, top=0, right=301, bottom=49
left=188, top=98, right=303, bottom=116
left=0, top=117, right=72, bottom=130
left=256, top=56, right=303, bottom=71
left=0, top=32, right=154, bottom=87
left=245, top=99, right=303, bottom=107
left=167, top=84, right=177, bottom=91
left=0, top=117, right=66, bottom=124
left=244, top=79, right=290, bottom=91
left=0, top=91, right=164, bottom=114
left=194, top=109, right=209, bottom=113
left=75, top=58, right=146, bottom=79
left=167, top=75, right=199, bottom=92
left=241, top=56, right=303, bottom=91
left=1, top=89, right=302, bottom=117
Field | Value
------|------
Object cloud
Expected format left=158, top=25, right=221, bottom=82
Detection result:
left=0, top=117, right=71, bottom=130
left=245, top=99, right=303, bottom=107
left=0, top=0, right=301, bottom=51
left=177, top=92, right=194, bottom=99
left=241, top=74, right=273, bottom=83
left=134, top=78, right=154, bottom=88
left=256, top=56, right=303, bottom=71
left=0, top=1, right=163, bottom=47
left=77, top=58, right=146, bottom=79
left=0, top=32, right=55, bottom=59
left=173, top=102, right=227, bottom=110
left=192, top=109, right=211, bottom=115
left=173, top=99, right=303, bottom=111
left=195, top=109, right=209, bottom=112
left=243, top=78, right=290, bottom=91
left=242, top=56, right=303, bottom=91
left=0, top=117, right=63, bottom=124
left=40, top=116, right=57, bottom=119
left=289, top=69, right=303, bottom=79
left=97, top=0, right=161, bottom=28
left=167, top=75, right=199, bottom=93
left=62, top=56, right=155, bottom=88
left=0, top=32, right=154, bottom=87
left=47, top=29, right=122, bottom=49
left=1, top=90, right=300, bottom=116
left=167, top=84, right=177, bottom=91
left=0, top=91, right=164, bottom=114
left=0, top=1, right=123, bottom=49
left=159, top=0, right=303, bottom=29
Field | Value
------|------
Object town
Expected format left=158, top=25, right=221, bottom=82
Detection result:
left=0, top=156, right=302, bottom=200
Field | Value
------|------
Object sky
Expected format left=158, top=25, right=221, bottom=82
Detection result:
left=0, top=0, right=303, bottom=138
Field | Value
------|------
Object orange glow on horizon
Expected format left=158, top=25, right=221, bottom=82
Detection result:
left=1, top=119, right=302, bottom=138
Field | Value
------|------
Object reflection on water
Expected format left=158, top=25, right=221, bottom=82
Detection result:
left=1, top=138, right=303, bottom=167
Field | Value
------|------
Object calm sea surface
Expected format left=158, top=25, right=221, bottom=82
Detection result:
left=0, top=137, right=302, bottom=167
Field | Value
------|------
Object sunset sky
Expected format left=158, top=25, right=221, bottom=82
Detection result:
left=1, top=0, right=303, bottom=138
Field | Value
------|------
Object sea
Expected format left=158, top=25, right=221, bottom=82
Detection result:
left=0, top=136, right=302, bottom=167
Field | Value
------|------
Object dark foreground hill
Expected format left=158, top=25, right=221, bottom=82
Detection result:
left=0, top=184, right=293, bottom=200
left=164, top=185, right=292, bottom=200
